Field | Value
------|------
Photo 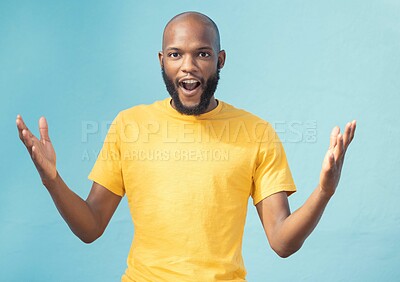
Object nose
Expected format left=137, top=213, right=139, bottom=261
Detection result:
left=180, top=55, right=198, bottom=74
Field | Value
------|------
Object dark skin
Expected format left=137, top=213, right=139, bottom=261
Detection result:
left=256, top=124, right=356, bottom=257
left=16, top=13, right=356, bottom=257
left=159, top=13, right=225, bottom=112
left=16, top=115, right=121, bottom=243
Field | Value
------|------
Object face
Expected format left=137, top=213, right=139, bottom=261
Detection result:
left=159, top=15, right=226, bottom=115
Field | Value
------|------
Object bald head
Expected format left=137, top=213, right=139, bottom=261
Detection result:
left=162, top=12, right=221, bottom=52
left=158, top=12, right=226, bottom=115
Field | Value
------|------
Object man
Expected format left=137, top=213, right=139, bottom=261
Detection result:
left=16, top=11, right=356, bottom=282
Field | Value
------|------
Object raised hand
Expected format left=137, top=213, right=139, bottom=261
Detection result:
left=16, top=115, right=57, bottom=186
left=319, top=120, right=356, bottom=197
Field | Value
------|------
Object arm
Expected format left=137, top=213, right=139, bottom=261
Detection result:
left=16, top=115, right=121, bottom=243
left=256, top=120, right=356, bottom=258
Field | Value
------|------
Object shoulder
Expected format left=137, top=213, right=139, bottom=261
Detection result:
left=219, top=100, right=271, bottom=126
left=116, top=99, right=167, bottom=122
left=218, top=101, right=280, bottom=143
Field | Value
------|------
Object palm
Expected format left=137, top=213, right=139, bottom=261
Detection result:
left=16, top=115, right=57, bottom=183
left=319, top=121, right=356, bottom=196
left=33, top=133, right=56, bottom=181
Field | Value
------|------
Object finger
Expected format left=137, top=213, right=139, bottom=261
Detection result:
left=16, top=115, right=29, bottom=141
left=31, top=138, right=44, bottom=164
left=334, top=133, right=344, bottom=161
left=349, top=120, right=356, bottom=143
left=31, top=142, right=43, bottom=163
left=21, top=129, right=34, bottom=154
left=16, top=114, right=28, bottom=129
left=31, top=140, right=54, bottom=179
left=342, top=122, right=352, bottom=149
left=31, top=144, right=44, bottom=170
left=328, top=152, right=335, bottom=168
left=329, top=126, right=340, bottom=149
left=21, top=127, right=40, bottom=154
left=32, top=145, right=38, bottom=161
left=323, top=150, right=335, bottom=171
left=39, top=116, right=51, bottom=143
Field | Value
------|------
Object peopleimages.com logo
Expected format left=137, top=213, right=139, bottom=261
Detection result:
left=80, top=120, right=317, bottom=161
left=81, top=120, right=317, bottom=144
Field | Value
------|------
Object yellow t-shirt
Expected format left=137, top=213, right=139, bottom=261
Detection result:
left=88, top=98, right=296, bottom=282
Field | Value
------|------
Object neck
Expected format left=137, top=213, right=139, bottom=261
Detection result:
left=204, top=97, right=218, bottom=113
left=170, top=97, right=218, bottom=115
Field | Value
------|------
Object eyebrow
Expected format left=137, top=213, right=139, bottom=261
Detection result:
left=165, top=46, right=214, bottom=52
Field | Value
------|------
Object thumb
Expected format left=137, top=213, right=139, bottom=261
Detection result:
left=39, top=116, right=51, bottom=143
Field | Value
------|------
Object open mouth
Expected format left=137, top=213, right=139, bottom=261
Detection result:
left=179, top=79, right=201, bottom=92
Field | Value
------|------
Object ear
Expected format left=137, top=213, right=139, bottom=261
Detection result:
left=158, top=51, right=164, bottom=68
left=217, top=50, right=226, bottom=69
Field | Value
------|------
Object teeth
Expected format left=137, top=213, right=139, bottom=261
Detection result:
left=182, top=80, right=198, bottom=84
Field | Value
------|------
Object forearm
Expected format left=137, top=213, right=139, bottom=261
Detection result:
left=262, top=121, right=355, bottom=258
left=274, top=185, right=332, bottom=256
left=44, top=172, right=100, bottom=243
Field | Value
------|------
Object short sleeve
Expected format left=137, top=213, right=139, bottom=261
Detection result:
left=251, top=123, right=296, bottom=205
left=88, top=113, right=125, bottom=197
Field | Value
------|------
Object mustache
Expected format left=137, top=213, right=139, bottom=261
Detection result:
left=161, top=66, right=220, bottom=116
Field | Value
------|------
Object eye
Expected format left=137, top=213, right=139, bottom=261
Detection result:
left=199, top=52, right=211, bottom=58
left=168, top=52, right=180, bottom=58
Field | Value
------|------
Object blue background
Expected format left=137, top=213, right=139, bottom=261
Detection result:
left=1, top=0, right=399, bottom=281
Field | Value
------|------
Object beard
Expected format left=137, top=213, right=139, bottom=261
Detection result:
left=161, top=67, right=220, bottom=116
